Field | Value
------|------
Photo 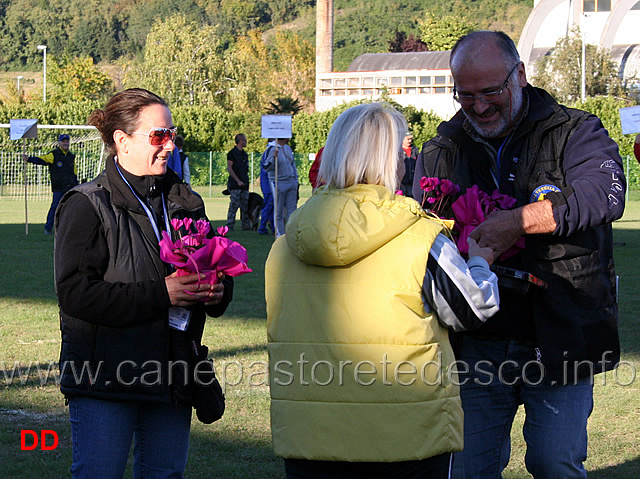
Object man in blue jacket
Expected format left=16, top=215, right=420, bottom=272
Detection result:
left=258, top=139, right=275, bottom=235
left=24, top=133, right=77, bottom=234
left=414, top=31, right=625, bottom=478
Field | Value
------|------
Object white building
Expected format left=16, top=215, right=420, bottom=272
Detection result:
left=315, top=51, right=458, bottom=119
left=315, top=0, right=640, bottom=117
left=519, top=0, right=640, bottom=82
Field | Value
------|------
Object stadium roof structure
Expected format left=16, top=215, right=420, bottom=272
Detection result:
left=347, top=51, right=451, bottom=72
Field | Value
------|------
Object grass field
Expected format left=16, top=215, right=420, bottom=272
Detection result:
left=1, top=188, right=639, bottom=478
left=0, top=71, right=42, bottom=101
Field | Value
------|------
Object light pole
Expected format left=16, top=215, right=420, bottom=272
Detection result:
left=580, top=14, right=590, bottom=102
left=16, top=75, right=23, bottom=92
left=37, top=44, right=47, bottom=103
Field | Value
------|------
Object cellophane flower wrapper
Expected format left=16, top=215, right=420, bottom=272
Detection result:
left=451, top=185, right=525, bottom=261
left=159, top=220, right=252, bottom=289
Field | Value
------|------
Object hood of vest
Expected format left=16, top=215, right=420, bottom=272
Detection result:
left=285, top=184, right=428, bottom=267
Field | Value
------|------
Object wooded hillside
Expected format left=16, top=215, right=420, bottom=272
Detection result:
left=0, top=0, right=532, bottom=72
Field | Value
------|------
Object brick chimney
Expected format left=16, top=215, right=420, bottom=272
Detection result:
left=316, top=0, right=333, bottom=74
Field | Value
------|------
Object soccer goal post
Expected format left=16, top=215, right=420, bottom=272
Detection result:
left=0, top=124, right=105, bottom=200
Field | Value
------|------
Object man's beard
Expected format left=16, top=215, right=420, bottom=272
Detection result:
left=464, top=82, right=524, bottom=139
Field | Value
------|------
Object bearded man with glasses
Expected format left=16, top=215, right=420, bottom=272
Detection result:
left=413, top=31, right=624, bottom=478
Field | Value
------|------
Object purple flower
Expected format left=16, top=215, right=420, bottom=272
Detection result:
left=451, top=186, right=523, bottom=261
left=420, top=176, right=440, bottom=192
left=419, top=176, right=460, bottom=215
left=171, top=218, right=184, bottom=231
left=158, top=222, right=252, bottom=292
left=440, top=179, right=460, bottom=195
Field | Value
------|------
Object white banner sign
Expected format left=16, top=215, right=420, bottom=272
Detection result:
left=9, top=119, right=38, bottom=140
left=619, top=105, right=640, bottom=135
left=261, top=115, right=292, bottom=139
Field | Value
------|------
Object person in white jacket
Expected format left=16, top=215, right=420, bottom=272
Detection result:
left=262, top=138, right=298, bottom=236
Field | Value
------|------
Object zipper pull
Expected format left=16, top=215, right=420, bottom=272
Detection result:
left=535, top=347, right=542, bottom=362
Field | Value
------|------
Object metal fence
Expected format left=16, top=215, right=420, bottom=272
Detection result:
left=187, top=151, right=315, bottom=189
left=0, top=129, right=104, bottom=200
left=0, top=148, right=316, bottom=200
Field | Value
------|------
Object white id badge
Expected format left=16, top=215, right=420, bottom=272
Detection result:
left=168, top=306, right=192, bottom=331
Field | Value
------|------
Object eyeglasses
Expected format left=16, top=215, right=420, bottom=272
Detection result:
left=130, top=127, right=177, bottom=146
left=453, top=63, right=521, bottom=106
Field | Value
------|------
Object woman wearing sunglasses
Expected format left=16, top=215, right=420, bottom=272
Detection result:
left=54, top=88, right=234, bottom=478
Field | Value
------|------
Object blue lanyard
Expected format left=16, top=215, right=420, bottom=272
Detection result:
left=494, top=134, right=511, bottom=189
left=114, top=158, right=170, bottom=243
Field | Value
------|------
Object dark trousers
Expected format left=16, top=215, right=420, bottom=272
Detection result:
left=259, top=190, right=274, bottom=233
left=226, top=189, right=250, bottom=230
left=284, top=452, right=453, bottom=479
left=46, top=190, right=65, bottom=232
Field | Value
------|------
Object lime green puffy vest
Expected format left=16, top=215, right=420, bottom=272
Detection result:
left=266, top=188, right=463, bottom=462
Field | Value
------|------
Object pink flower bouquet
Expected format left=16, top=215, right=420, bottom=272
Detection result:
left=159, top=219, right=252, bottom=286
left=451, top=185, right=525, bottom=261
left=419, top=176, right=460, bottom=215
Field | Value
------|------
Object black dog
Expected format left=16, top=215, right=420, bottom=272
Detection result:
left=248, top=192, right=264, bottom=231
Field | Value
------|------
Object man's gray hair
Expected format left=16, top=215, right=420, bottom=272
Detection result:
left=451, top=31, right=521, bottom=70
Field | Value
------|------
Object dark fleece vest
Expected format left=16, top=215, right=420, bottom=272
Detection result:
left=50, top=147, right=77, bottom=192
left=420, top=86, right=620, bottom=384
left=56, top=164, right=210, bottom=402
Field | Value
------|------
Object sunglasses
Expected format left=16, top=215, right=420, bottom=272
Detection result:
left=131, top=127, right=177, bottom=146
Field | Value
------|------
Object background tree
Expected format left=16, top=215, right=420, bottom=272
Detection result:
left=268, top=32, right=315, bottom=110
left=267, top=0, right=314, bottom=25
left=417, top=13, right=476, bottom=51
left=122, top=0, right=207, bottom=53
left=0, top=79, right=26, bottom=105
left=425, top=0, right=530, bottom=42
left=533, top=29, right=624, bottom=104
left=388, top=31, right=429, bottom=53
left=225, top=30, right=314, bottom=112
left=123, top=14, right=225, bottom=107
left=267, top=96, right=302, bottom=115
left=47, top=54, right=113, bottom=103
left=225, top=29, right=274, bottom=112
left=70, top=15, right=125, bottom=63
left=0, top=0, right=532, bottom=71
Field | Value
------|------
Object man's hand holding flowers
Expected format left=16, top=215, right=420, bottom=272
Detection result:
left=468, top=209, right=522, bottom=260
left=419, top=177, right=532, bottom=261
left=469, top=199, right=557, bottom=259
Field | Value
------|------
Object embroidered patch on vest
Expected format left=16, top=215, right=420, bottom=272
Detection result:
left=530, top=184, right=561, bottom=203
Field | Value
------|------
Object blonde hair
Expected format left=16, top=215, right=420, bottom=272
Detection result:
left=319, top=103, right=407, bottom=192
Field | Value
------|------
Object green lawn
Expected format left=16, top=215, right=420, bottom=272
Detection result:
left=0, top=190, right=639, bottom=478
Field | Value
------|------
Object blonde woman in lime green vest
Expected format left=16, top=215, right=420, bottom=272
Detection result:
left=266, top=102, right=500, bottom=479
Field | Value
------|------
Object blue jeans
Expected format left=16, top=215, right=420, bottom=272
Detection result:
left=259, top=190, right=274, bottom=233
left=69, top=397, right=192, bottom=479
left=46, top=191, right=65, bottom=232
left=454, top=336, right=593, bottom=479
